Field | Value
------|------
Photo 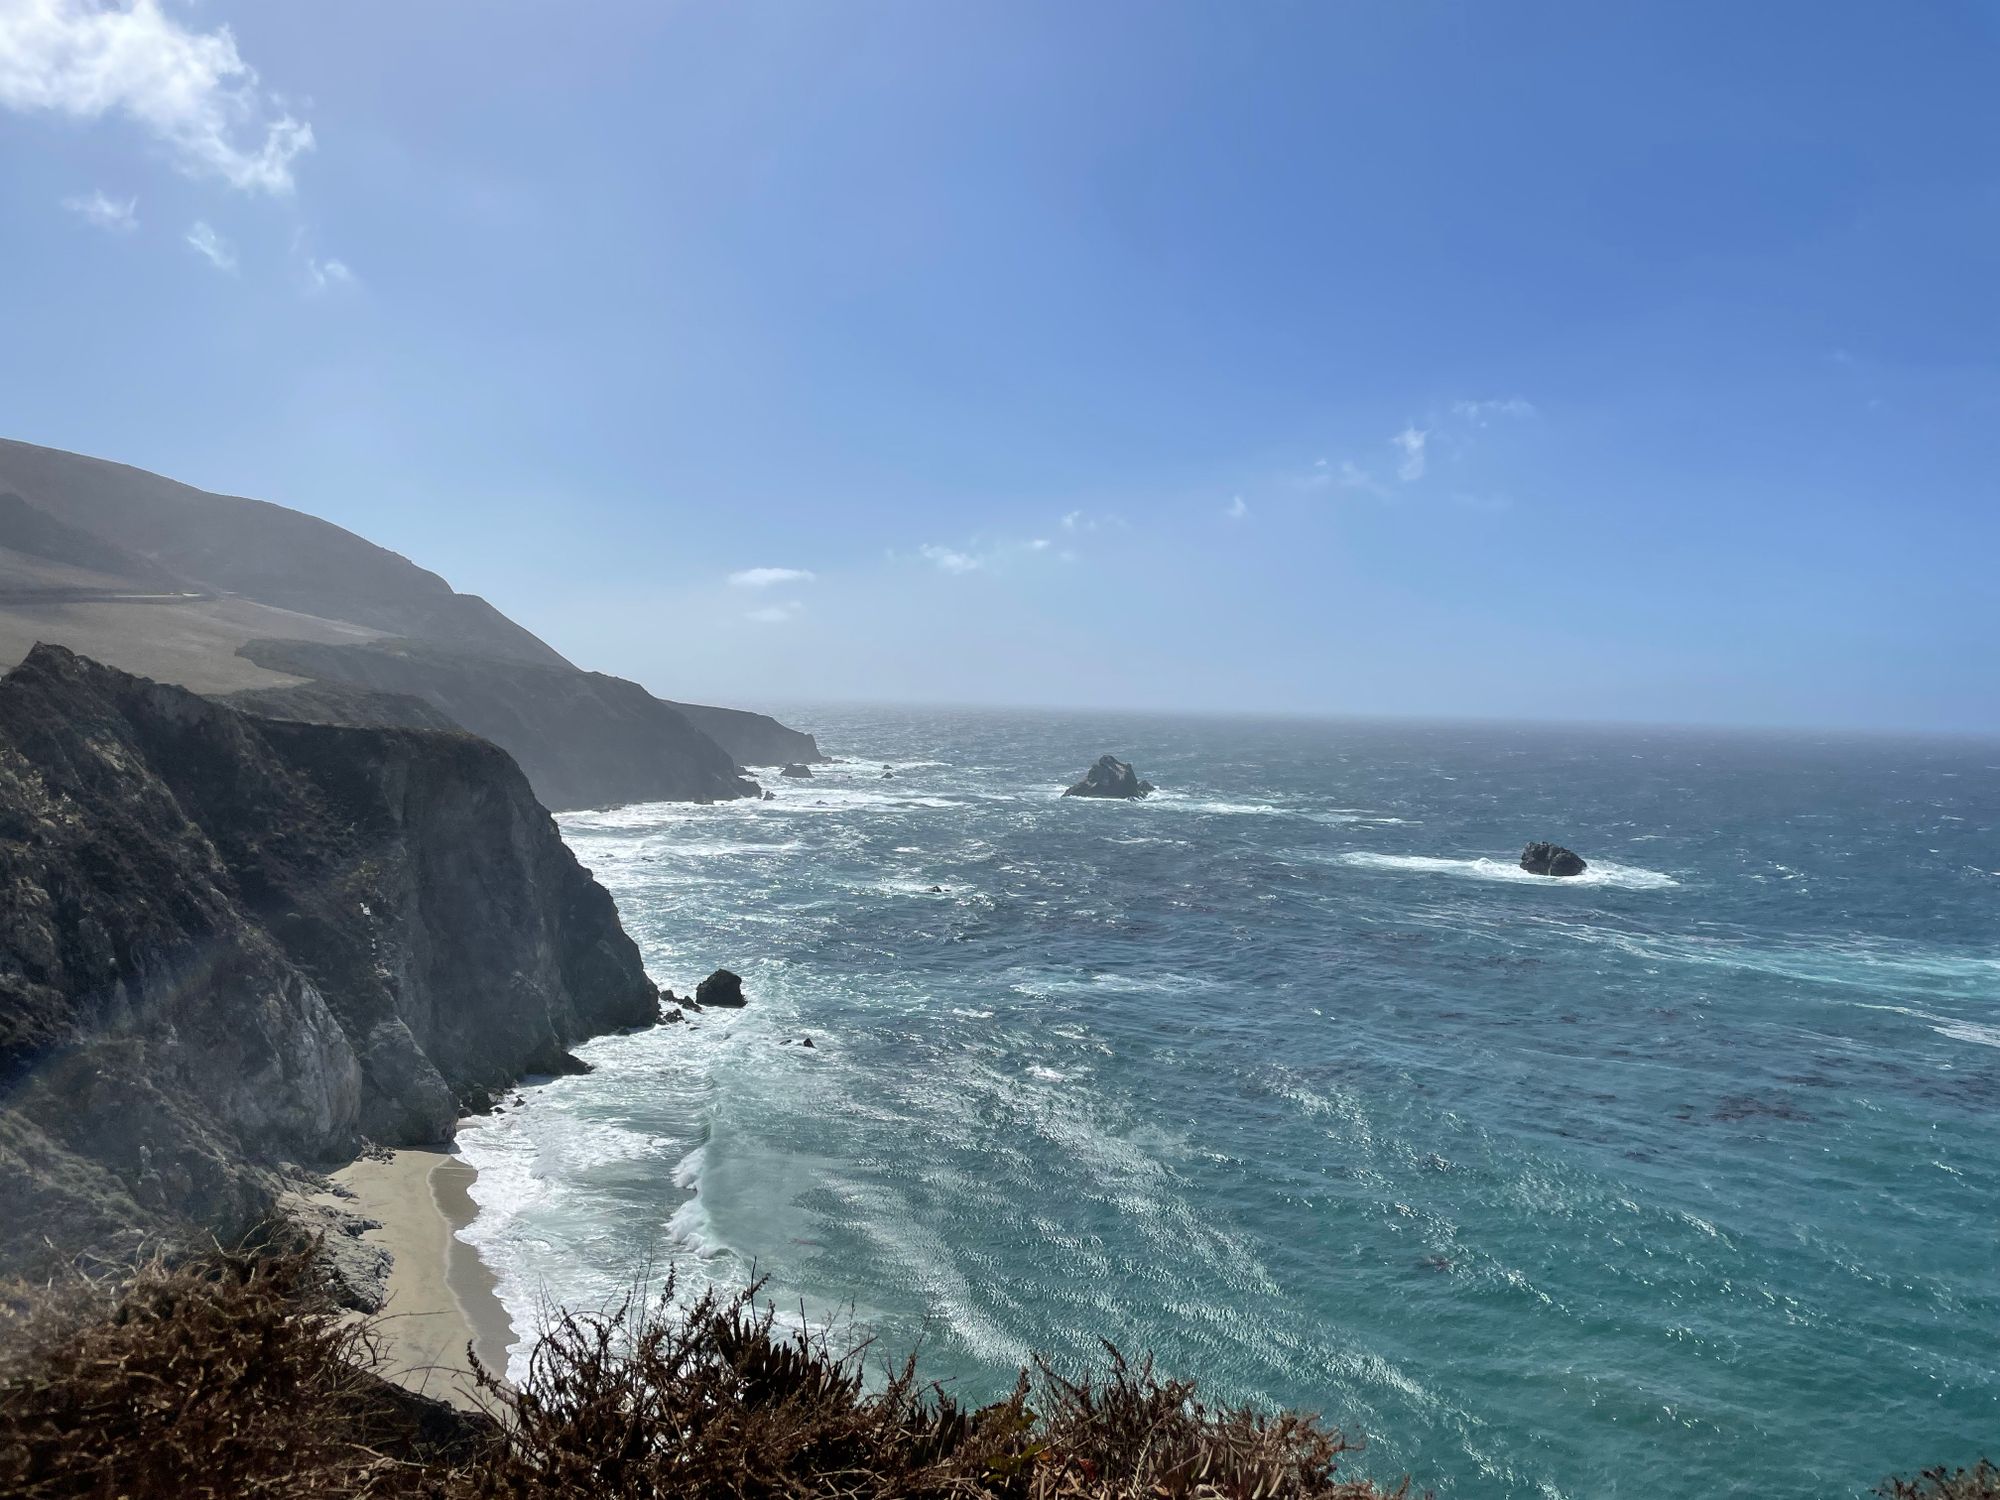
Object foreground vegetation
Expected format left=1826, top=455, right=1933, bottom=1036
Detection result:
left=1, top=1248, right=1405, bottom=1498
left=0, top=1249, right=1985, bottom=1498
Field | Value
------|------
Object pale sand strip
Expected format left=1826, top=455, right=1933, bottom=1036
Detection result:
left=324, top=1146, right=516, bottom=1411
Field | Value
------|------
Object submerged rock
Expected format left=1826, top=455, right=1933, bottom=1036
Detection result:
left=1520, top=841, right=1589, bottom=877
left=696, top=968, right=748, bottom=1008
left=1062, top=754, right=1156, bottom=800
left=780, top=763, right=813, bottom=779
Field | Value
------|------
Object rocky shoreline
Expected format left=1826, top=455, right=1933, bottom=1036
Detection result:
left=0, top=644, right=665, bottom=1283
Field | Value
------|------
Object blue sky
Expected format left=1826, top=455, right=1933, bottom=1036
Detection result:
left=2, top=2, right=1996, bottom=731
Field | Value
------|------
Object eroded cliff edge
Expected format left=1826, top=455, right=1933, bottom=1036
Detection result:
left=0, top=644, right=659, bottom=1277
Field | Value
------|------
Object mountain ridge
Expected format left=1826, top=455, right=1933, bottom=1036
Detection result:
left=0, top=438, right=826, bottom=808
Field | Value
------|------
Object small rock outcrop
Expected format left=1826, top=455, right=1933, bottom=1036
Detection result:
left=1062, top=754, right=1155, bottom=800
left=1520, top=842, right=1589, bottom=877
left=780, top=763, right=813, bottom=779
left=696, top=968, right=748, bottom=1008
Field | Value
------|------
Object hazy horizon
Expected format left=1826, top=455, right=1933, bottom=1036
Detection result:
left=3, top=3, right=1996, bottom=733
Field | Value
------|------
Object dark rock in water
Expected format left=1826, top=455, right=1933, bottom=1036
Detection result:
left=800, top=1036, right=815, bottom=1049
left=0, top=644, right=659, bottom=1280
left=543, top=1050, right=593, bottom=1077
left=928, top=885, right=943, bottom=894
left=460, top=1087, right=498, bottom=1116
left=1062, top=754, right=1156, bottom=800
left=780, top=763, right=813, bottom=779
left=881, top=770, right=895, bottom=779
left=1520, top=841, right=1588, bottom=877
left=696, top=968, right=748, bottom=1008
left=762, top=789, right=777, bottom=801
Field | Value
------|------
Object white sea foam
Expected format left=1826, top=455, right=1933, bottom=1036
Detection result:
left=1933, top=1019, right=2000, bottom=1050
left=1336, top=852, right=1680, bottom=890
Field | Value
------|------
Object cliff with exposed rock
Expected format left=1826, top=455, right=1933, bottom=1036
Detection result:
left=0, top=645, right=659, bottom=1277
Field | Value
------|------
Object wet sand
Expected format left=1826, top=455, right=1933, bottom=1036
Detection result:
left=326, top=1146, right=515, bottom=1411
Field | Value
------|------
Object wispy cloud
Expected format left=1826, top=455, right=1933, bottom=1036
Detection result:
left=1059, top=509, right=1126, bottom=534
left=61, top=187, right=135, bottom=231
left=729, top=566, right=816, bottom=588
left=745, top=600, right=804, bottom=624
left=1337, top=460, right=1388, bottom=497
left=1223, top=494, right=1249, bottom=520
left=920, top=544, right=982, bottom=574
left=185, top=219, right=235, bottom=272
left=1392, top=425, right=1429, bottom=483
left=304, top=256, right=354, bottom=293
left=0, top=0, right=314, bottom=194
left=1450, top=397, right=1537, bottom=426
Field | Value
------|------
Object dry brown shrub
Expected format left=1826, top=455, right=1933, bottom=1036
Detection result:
left=0, top=1251, right=1410, bottom=1499
left=449, top=1272, right=1407, bottom=1499
left=0, top=1248, right=419, bottom=1499
left=1881, top=1461, right=2000, bottom=1500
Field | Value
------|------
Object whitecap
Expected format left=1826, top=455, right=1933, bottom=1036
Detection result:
left=1336, top=852, right=1680, bottom=890
left=1933, top=1019, right=2000, bottom=1050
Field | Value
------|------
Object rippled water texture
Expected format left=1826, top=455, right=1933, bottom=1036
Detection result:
left=459, top=710, right=2000, bottom=1498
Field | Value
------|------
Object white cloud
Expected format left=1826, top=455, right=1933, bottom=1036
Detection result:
left=1029, top=537, right=1051, bottom=550
left=1057, top=509, right=1125, bottom=534
left=61, top=186, right=134, bottom=230
left=745, top=600, right=803, bottom=624
left=729, top=566, right=816, bottom=589
left=1392, top=425, right=1429, bottom=482
left=0, top=0, right=314, bottom=194
left=184, top=218, right=234, bottom=271
left=1450, top=397, right=1536, bottom=426
left=304, top=256, right=354, bottom=293
left=920, top=544, right=981, bottom=574
left=1223, top=494, right=1249, bottom=520
left=1338, top=460, right=1387, bottom=497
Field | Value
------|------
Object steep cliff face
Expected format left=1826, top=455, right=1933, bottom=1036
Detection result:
left=234, top=637, right=762, bottom=810
left=0, top=646, right=658, bottom=1275
left=663, top=698, right=827, bottom=768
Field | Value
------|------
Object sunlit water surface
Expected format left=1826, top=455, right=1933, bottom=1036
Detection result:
left=458, top=709, right=2000, bottom=1498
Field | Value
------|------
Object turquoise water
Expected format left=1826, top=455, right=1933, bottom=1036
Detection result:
left=457, top=710, right=2000, bottom=1498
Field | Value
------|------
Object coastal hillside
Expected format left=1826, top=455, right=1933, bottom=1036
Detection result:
left=0, top=439, right=563, bottom=666
left=0, top=438, right=826, bottom=806
left=231, top=637, right=762, bottom=810
left=0, top=645, right=659, bottom=1279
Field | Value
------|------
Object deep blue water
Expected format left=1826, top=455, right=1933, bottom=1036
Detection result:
left=458, top=709, right=2000, bottom=1498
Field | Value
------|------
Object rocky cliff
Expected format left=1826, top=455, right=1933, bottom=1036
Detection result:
left=662, top=698, right=826, bottom=768
left=231, top=638, right=762, bottom=810
left=0, top=646, right=659, bottom=1276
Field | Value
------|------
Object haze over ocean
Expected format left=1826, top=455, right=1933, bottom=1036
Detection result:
left=458, top=707, right=2000, bottom=1499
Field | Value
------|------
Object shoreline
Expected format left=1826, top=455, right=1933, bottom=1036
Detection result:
left=323, top=1144, right=516, bottom=1410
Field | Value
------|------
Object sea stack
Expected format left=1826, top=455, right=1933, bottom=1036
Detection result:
left=696, top=968, right=749, bottom=1007
left=1520, top=841, right=1588, bottom=877
left=1063, top=754, right=1155, bottom=800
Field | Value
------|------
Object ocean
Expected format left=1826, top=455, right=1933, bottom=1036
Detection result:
left=455, top=707, right=2000, bottom=1498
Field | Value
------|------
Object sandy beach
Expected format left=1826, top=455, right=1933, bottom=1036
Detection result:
left=323, top=1146, right=515, bottom=1411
